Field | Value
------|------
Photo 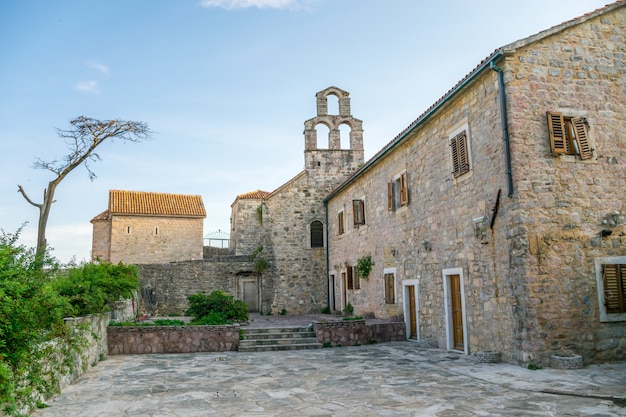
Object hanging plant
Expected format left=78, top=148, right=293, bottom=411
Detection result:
left=356, top=255, right=372, bottom=279
left=256, top=205, right=263, bottom=224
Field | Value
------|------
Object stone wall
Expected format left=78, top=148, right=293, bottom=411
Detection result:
left=138, top=257, right=255, bottom=315
left=502, top=6, right=626, bottom=365
left=314, top=320, right=406, bottom=347
left=108, top=325, right=240, bottom=354
left=109, top=215, right=204, bottom=264
left=230, top=197, right=265, bottom=256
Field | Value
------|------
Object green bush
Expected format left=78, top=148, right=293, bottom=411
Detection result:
left=186, top=290, right=248, bottom=325
left=52, top=261, right=139, bottom=316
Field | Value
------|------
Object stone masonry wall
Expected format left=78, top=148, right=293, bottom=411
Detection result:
left=502, top=6, right=626, bottom=365
left=91, top=218, right=111, bottom=262
left=108, top=325, right=240, bottom=354
left=138, top=257, right=255, bottom=315
left=230, top=197, right=265, bottom=256
left=327, top=67, right=516, bottom=360
left=109, top=215, right=203, bottom=264
left=314, top=320, right=406, bottom=347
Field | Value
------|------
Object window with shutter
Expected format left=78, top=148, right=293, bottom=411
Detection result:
left=346, top=266, right=354, bottom=290
left=603, top=264, right=626, bottom=314
left=388, top=172, right=409, bottom=211
left=399, top=172, right=409, bottom=206
left=338, top=211, right=344, bottom=235
left=353, top=199, right=365, bottom=226
left=546, top=111, right=594, bottom=159
left=450, top=130, right=470, bottom=178
left=384, top=273, right=395, bottom=304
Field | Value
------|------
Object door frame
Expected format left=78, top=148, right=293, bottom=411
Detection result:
left=237, top=273, right=260, bottom=313
left=442, top=267, right=468, bottom=354
left=402, top=279, right=420, bottom=342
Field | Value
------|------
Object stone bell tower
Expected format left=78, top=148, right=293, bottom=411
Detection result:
left=304, top=86, right=364, bottom=178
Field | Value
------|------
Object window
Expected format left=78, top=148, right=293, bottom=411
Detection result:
left=450, top=130, right=470, bottom=177
left=603, top=264, right=626, bottom=314
left=546, top=111, right=593, bottom=160
left=154, top=227, right=159, bottom=236
left=346, top=265, right=360, bottom=290
left=384, top=273, right=395, bottom=304
left=353, top=199, right=365, bottom=226
left=310, top=221, right=323, bottom=248
left=126, top=226, right=131, bottom=234
left=595, top=257, right=626, bottom=322
left=388, top=172, right=409, bottom=211
left=338, top=211, right=345, bottom=235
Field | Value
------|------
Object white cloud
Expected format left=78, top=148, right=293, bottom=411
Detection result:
left=87, top=61, right=110, bottom=74
left=75, top=80, right=100, bottom=94
left=199, top=0, right=307, bottom=10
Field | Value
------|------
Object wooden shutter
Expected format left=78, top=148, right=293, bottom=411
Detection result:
left=603, top=264, right=626, bottom=314
left=384, top=273, right=395, bottom=304
left=346, top=266, right=354, bottom=290
left=547, top=111, right=568, bottom=154
left=451, top=131, right=469, bottom=177
left=387, top=182, right=393, bottom=211
left=310, top=221, right=323, bottom=248
left=571, top=117, right=593, bottom=160
left=353, top=200, right=365, bottom=225
left=400, top=172, right=409, bottom=206
left=338, top=211, right=344, bottom=235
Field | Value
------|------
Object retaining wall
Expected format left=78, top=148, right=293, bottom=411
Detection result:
left=314, top=320, right=406, bottom=347
left=108, top=325, right=240, bottom=354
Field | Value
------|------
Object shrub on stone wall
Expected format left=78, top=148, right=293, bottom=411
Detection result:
left=186, top=290, right=249, bottom=324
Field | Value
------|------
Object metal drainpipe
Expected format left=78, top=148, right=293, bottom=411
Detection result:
left=324, top=201, right=330, bottom=310
left=490, top=61, right=514, bottom=197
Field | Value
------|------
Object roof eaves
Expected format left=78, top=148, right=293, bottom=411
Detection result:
left=324, top=49, right=503, bottom=203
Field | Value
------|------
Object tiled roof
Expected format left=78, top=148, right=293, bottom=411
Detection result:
left=108, top=190, right=206, bottom=217
left=236, top=190, right=271, bottom=200
left=90, top=209, right=111, bottom=222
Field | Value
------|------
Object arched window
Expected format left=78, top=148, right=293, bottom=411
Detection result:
left=310, top=221, right=324, bottom=248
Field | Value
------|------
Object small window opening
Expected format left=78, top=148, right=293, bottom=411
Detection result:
left=155, top=227, right=159, bottom=236
left=126, top=226, right=131, bottom=234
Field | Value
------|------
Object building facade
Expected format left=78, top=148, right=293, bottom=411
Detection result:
left=325, top=1, right=626, bottom=365
left=91, top=190, right=206, bottom=264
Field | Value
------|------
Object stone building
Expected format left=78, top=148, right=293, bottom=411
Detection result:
left=91, top=190, right=206, bottom=264
left=324, top=1, right=626, bottom=365
left=230, top=86, right=364, bottom=314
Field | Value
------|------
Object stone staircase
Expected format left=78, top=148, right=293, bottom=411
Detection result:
left=239, top=326, right=322, bottom=352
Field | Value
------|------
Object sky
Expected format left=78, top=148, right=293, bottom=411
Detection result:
left=0, top=0, right=613, bottom=263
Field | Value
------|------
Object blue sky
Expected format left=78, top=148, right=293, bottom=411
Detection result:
left=0, top=0, right=611, bottom=263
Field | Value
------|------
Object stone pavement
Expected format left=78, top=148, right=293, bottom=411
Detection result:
left=33, top=342, right=626, bottom=417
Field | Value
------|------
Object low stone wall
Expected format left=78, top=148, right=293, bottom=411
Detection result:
left=108, top=325, right=240, bottom=354
left=314, top=320, right=406, bottom=347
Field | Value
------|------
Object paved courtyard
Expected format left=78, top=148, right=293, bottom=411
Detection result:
left=32, top=342, right=626, bottom=417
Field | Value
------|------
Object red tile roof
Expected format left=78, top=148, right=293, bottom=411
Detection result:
left=90, top=209, right=111, bottom=222
left=108, top=190, right=206, bottom=217
left=235, top=190, right=271, bottom=200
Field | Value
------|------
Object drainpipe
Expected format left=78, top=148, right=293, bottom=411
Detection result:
left=490, top=61, right=514, bottom=197
left=324, top=201, right=330, bottom=310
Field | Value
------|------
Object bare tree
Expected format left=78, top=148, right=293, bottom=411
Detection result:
left=18, top=116, right=152, bottom=259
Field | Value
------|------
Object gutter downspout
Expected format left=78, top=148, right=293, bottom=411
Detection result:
left=324, top=200, right=330, bottom=310
left=490, top=61, right=514, bottom=197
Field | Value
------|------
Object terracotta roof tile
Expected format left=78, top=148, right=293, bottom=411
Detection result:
left=236, top=190, right=271, bottom=200
left=90, top=209, right=111, bottom=222
left=108, top=190, right=206, bottom=217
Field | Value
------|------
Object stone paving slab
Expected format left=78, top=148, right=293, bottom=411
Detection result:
left=33, top=342, right=626, bottom=417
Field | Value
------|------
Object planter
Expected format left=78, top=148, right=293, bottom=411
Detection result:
left=550, top=354, right=583, bottom=369
left=475, top=350, right=501, bottom=363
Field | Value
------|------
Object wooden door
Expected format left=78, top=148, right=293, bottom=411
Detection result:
left=241, top=278, right=259, bottom=312
left=450, top=274, right=464, bottom=350
left=407, top=285, right=417, bottom=339
left=329, top=275, right=336, bottom=311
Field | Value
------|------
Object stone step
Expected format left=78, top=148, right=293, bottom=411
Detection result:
left=238, top=326, right=322, bottom=352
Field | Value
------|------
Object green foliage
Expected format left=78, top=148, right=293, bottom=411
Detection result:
left=356, top=255, right=372, bottom=279
left=0, top=228, right=85, bottom=415
left=186, top=290, right=249, bottom=325
left=152, top=319, right=185, bottom=326
left=251, top=245, right=269, bottom=275
left=343, top=303, right=354, bottom=316
left=527, top=362, right=543, bottom=371
left=52, top=261, right=139, bottom=316
left=342, top=315, right=363, bottom=321
left=256, top=205, right=263, bottom=224
left=279, top=308, right=287, bottom=315
left=320, top=306, right=331, bottom=314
